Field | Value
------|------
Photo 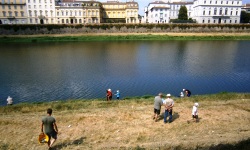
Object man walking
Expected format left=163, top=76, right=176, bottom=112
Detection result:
left=163, top=94, right=174, bottom=124
left=153, top=93, right=163, bottom=122
left=41, top=108, right=58, bottom=149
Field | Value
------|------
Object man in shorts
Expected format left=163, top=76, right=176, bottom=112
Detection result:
left=153, top=93, right=163, bottom=122
left=41, top=108, right=58, bottom=149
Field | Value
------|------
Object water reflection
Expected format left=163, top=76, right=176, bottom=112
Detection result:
left=0, top=41, right=249, bottom=105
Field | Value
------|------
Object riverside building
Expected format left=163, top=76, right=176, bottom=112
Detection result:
left=0, top=0, right=27, bottom=24
left=102, top=0, right=139, bottom=23
left=26, top=0, right=56, bottom=24
left=55, top=0, right=103, bottom=24
left=192, top=0, right=242, bottom=24
left=143, top=0, right=193, bottom=23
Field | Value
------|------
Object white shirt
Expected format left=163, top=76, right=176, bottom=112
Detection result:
left=192, top=106, right=198, bottom=115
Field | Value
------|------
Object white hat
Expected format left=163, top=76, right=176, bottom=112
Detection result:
left=183, top=89, right=185, bottom=91
left=166, top=94, right=171, bottom=97
left=108, top=89, right=111, bottom=92
left=194, top=103, right=199, bottom=107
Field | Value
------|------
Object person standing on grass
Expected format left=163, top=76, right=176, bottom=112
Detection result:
left=115, top=90, right=120, bottom=100
left=183, top=89, right=191, bottom=97
left=106, top=89, right=112, bottom=101
left=41, top=108, right=58, bottom=149
left=192, top=102, right=199, bottom=122
left=163, top=94, right=174, bottom=124
left=153, top=93, right=163, bottom=122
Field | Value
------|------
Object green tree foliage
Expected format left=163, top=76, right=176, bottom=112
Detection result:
left=178, top=6, right=188, bottom=20
left=240, top=11, right=250, bottom=23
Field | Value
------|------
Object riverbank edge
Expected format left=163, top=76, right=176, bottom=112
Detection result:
left=1, top=33, right=250, bottom=42
left=0, top=92, right=250, bottom=149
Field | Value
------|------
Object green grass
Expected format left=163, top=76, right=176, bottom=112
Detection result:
left=0, top=93, right=249, bottom=114
left=1, top=35, right=250, bottom=42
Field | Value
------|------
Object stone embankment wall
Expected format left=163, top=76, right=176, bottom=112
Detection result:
left=0, top=24, right=250, bottom=35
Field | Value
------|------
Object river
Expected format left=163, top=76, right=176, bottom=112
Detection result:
left=0, top=40, right=249, bottom=105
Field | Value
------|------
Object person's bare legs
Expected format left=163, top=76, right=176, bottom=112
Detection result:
left=155, top=114, right=158, bottom=122
left=49, top=138, right=56, bottom=148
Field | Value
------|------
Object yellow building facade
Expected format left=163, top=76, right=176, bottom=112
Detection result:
left=0, top=0, right=27, bottom=24
left=102, top=0, right=139, bottom=23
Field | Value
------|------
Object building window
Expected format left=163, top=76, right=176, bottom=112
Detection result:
left=230, top=20, right=231, bottom=23
left=30, top=18, right=32, bottom=23
left=21, top=11, right=24, bottom=17
left=3, top=11, right=6, bottom=17
left=230, top=11, right=232, bottom=15
left=208, top=20, right=210, bottom=23
left=224, top=20, right=226, bottom=23
left=225, top=8, right=228, bottom=15
left=209, top=11, right=211, bottom=15
left=236, top=11, right=238, bottom=15
left=235, top=20, right=237, bottom=23
left=35, top=19, right=38, bottom=23
left=203, top=10, right=205, bottom=15
left=214, top=19, right=216, bottom=23
left=57, top=12, right=59, bottom=16
left=15, top=11, right=18, bottom=16
left=202, top=20, right=205, bottom=23
left=62, top=19, right=64, bottom=23
left=214, top=8, right=217, bottom=15
left=219, top=8, right=222, bottom=15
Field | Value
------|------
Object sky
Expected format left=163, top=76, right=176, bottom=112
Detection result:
left=97, top=0, right=250, bottom=15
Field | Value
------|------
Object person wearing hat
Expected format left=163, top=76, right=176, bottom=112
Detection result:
left=106, top=89, right=112, bottom=101
left=192, top=102, right=199, bottom=122
left=163, top=94, right=174, bottom=124
left=153, top=93, right=163, bottom=122
left=183, top=89, right=191, bottom=97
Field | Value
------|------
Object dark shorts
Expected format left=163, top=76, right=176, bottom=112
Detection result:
left=192, top=115, right=198, bottom=119
left=154, top=108, right=161, bottom=115
left=46, top=131, right=57, bottom=140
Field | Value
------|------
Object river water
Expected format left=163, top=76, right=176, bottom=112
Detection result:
left=0, top=40, right=249, bottom=105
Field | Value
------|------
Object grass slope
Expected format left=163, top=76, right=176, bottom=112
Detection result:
left=0, top=93, right=250, bottom=150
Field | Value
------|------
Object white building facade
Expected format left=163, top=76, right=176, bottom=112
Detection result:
left=26, top=0, right=56, bottom=24
left=192, top=0, right=242, bottom=24
left=143, top=1, right=193, bottom=23
left=143, top=0, right=242, bottom=24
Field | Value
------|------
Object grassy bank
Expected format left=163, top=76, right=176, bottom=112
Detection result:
left=0, top=93, right=250, bottom=150
left=1, top=33, right=250, bottom=42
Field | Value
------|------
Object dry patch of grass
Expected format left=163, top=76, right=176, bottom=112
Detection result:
left=0, top=95, right=250, bottom=150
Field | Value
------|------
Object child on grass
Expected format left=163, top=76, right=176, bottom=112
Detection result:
left=192, top=102, right=199, bottom=122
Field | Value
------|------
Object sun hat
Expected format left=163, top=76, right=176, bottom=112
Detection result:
left=166, top=94, right=171, bottom=97
left=194, top=102, right=199, bottom=107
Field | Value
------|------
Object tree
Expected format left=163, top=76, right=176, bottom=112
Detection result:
left=240, top=11, right=250, bottom=23
left=178, top=6, right=188, bottom=20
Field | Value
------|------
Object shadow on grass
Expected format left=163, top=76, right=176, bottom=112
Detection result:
left=51, top=137, right=86, bottom=150
left=208, top=138, right=250, bottom=150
